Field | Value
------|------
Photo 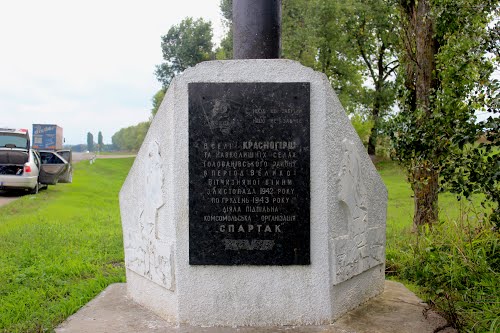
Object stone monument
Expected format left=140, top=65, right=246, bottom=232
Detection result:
left=119, top=0, right=386, bottom=327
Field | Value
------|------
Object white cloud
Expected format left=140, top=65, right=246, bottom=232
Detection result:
left=0, top=0, right=225, bottom=144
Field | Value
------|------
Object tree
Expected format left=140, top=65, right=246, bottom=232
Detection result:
left=312, top=0, right=367, bottom=114
left=155, top=17, right=214, bottom=87
left=97, top=131, right=104, bottom=152
left=111, top=122, right=150, bottom=152
left=282, top=0, right=399, bottom=148
left=87, top=132, right=94, bottom=152
left=391, top=0, right=499, bottom=229
left=281, top=0, right=321, bottom=68
left=286, top=0, right=367, bottom=113
left=215, top=0, right=233, bottom=59
left=342, top=0, right=399, bottom=155
left=351, top=113, right=374, bottom=147
left=151, top=89, right=166, bottom=118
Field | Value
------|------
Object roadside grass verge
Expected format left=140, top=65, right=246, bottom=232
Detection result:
left=97, top=151, right=137, bottom=156
left=378, top=160, right=500, bottom=332
left=0, top=158, right=133, bottom=333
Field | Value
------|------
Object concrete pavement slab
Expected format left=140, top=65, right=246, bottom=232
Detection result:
left=56, top=281, right=456, bottom=333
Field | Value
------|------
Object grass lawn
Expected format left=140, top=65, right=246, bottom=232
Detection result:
left=96, top=151, right=136, bottom=156
left=378, top=159, right=486, bottom=237
left=0, top=158, right=133, bottom=333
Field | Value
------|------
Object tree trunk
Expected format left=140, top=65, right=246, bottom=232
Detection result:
left=401, top=0, right=440, bottom=227
left=414, top=0, right=439, bottom=226
left=412, top=164, right=439, bottom=229
left=415, top=0, right=437, bottom=113
left=368, top=52, right=385, bottom=156
left=367, top=103, right=380, bottom=156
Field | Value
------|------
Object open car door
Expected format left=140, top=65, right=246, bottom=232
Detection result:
left=39, top=151, right=69, bottom=185
left=56, top=150, right=73, bottom=183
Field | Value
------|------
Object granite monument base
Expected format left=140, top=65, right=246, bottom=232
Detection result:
left=119, top=60, right=387, bottom=326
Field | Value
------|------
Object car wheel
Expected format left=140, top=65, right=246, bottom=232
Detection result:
left=30, top=181, right=39, bottom=195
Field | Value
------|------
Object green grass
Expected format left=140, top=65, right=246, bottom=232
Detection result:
left=96, top=151, right=136, bottom=156
left=378, top=160, right=499, bottom=332
left=0, top=158, right=133, bottom=333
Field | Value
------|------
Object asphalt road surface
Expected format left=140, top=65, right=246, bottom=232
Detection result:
left=72, top=152, right=136, bottom=162
left=0, top=153, right=135, bottom=207
left=0, top=190, right=23, bottom=207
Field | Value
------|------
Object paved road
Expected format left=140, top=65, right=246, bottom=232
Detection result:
left=0, top=190, right=27, bottom=207
left=72, top=152, right=136, bottom=162
left=0, top=153, right=136, bottom=208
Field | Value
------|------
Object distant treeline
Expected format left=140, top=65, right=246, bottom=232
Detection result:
left=111, top=121, right=150, bottom=152
left=66, top=143, right=116, bottom=152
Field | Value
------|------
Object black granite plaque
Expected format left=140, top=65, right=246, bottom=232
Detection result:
left=189, top=82, right=310, bottom=265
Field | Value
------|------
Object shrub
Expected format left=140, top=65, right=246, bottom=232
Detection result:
left=387, top=209, right=500, bottom=332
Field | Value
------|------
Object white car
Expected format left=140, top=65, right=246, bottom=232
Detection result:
left=0, top=128, right=72, bottom=194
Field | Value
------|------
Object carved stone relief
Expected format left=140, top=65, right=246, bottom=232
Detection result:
left=124, top=140, right=175, bottom=291
left=334, top=139, right=370, bottom=283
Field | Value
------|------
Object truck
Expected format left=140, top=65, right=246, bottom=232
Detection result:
left=31, top=124, right=73, bottom=183
left=32, top=124, right=63, bottom=150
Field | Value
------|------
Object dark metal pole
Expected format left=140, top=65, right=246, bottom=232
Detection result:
left=233, top=0, right=281, bottom=59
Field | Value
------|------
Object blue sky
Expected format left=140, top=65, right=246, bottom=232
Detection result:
left=0, top=0, right=224, bottom=145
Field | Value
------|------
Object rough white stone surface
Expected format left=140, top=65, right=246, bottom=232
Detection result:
left=119, top=60, right=387, bottom=326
